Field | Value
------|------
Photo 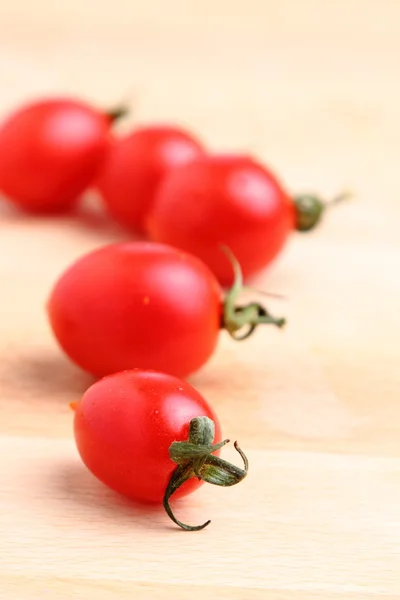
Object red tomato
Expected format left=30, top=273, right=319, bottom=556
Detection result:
left=48, top=242, right=284, bottom=379
left=73, top=370, right=222, bottom=504
left=96, top=125, right=204, bottom=231
left=48, top=242, right=221, bottom=378
left=0, top=97, right=114, bottom=212
left=146, top=154, right=296, bottom=285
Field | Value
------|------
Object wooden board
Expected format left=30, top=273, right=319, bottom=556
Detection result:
left=1, top=0, right=400, bottom=597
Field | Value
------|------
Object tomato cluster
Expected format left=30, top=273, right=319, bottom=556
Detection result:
left=0, top=95, right=343, bottom=530
left=0, top=96, right=337, bottom=284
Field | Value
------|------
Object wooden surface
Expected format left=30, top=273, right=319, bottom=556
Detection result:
left=1, top=1, right=400, bottom=598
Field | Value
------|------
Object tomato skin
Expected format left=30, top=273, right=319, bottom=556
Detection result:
left=146, top=154, right=296, bottom=285
left=96, top=125, right=204, bottom=231
left=0, top=98, right=112, bottom=212
left=73, top=370, right=222, bottom=503
left=48, top=242, right=222, bottom=378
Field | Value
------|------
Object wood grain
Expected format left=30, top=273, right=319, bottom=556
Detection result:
left=1, top=0, right=399, bottom=598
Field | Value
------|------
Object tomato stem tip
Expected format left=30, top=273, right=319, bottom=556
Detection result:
left=106, top=105, right=129, bottom=123
left=163, top=416, right=248, bottom=531
left=220, top=246, right=286, bottom=339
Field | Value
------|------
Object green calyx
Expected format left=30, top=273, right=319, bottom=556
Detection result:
left=163, top=416, right=248, bottom=531
left=222, top=246, right=286, bottom=340
left=293, top=191, right=351, bottom=232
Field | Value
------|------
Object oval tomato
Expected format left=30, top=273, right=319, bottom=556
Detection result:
left=0, top=97, right=114, bottom=212
left=73, top=370, right=249, bottom=530
left=96, top=125, right=204, bottom=231
left=47, top=242, right=285, bottom=379
left=146, top=154, right=296, bottom=285
left=73, top=370, right=222, bottom=504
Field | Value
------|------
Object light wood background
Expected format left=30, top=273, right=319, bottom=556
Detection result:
left=1, top=1, right=400, bottom=598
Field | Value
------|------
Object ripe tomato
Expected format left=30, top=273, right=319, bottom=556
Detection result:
left=95, top=125, right=204, bottom=231
left=0, top=97, right=115, bottom=212
left=73, top=370, right=222, bottom=504
left=146, top=154, right=296, bottom=285
left=48, top=242, right=284, bottom=379
left=72, top=369, right=248, bottom=530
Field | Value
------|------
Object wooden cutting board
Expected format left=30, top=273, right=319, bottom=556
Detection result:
left=1, top=1, right=399, bottom=598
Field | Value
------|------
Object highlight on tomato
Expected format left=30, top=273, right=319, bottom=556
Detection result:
left=0, top=97, right=124, bottom=213
left=47, top=241, right=285, bottom=379
left=71, top=369, right=248, bottom=530
left=146, top=153, right=347, bottom=285
left=95, top=124, right=204, bottom=231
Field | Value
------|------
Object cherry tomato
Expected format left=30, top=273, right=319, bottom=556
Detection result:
left=72, top=369, right=248, bottom=530
left=73, top=370, right=221, bottom=503
left=146, top=154, right=296, bottom=285
left=48, top=242, right=284, bottom=379
left=0, top=97, right=115, bottom=212
left=96, top=125, right=204, bottom=231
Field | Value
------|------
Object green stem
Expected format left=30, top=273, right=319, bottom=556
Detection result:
left=221, top=246, right=286, bottom=339
left=328, top=191, right=352, bottom=206
left=106, top=105, right=129, bottom=123
left=163, top=417, right=249, bottom=531
left=163, top=464, right=211, bottom=531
